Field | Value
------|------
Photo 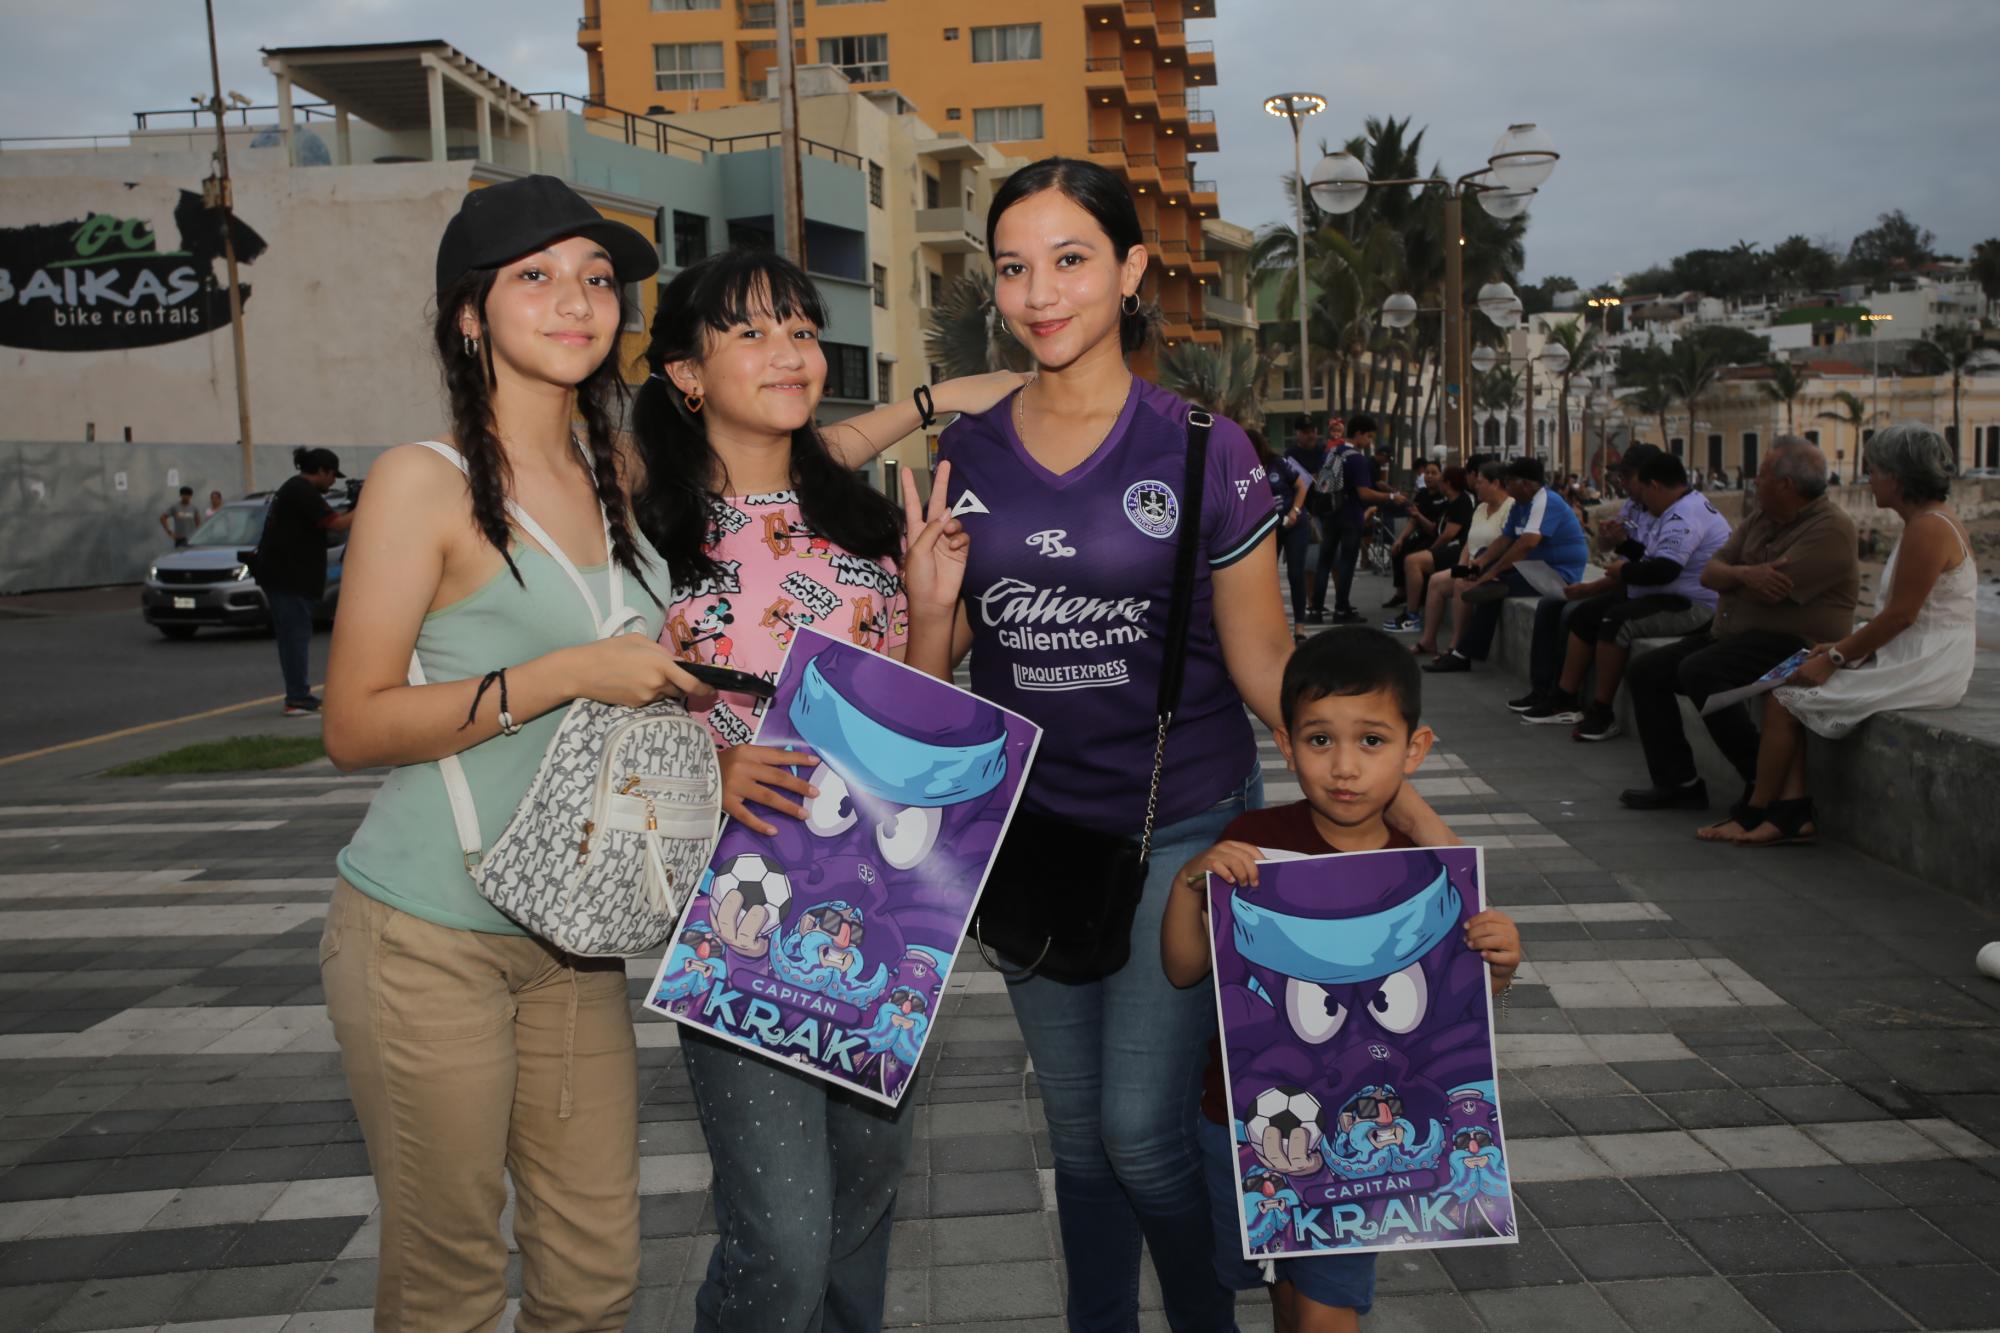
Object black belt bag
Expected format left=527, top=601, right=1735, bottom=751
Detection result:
left=972, top=409, right=1215, bottom=985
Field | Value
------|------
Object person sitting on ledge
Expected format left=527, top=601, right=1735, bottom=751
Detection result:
left=1701, top=424, right=1977, bottom=844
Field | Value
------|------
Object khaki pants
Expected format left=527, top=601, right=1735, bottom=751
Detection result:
left=321, top=880, right=640, bottom=1333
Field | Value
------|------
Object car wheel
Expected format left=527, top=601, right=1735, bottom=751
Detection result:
left=157, top=625, right=198, bottom=641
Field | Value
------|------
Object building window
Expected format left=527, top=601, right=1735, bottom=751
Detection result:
left=973, top=104, right=1043, bottom=143
left=867, top=160, right=883, bottom=207
left=823, top=341, right=871, bottom=400
left=651, top=0, right=720, bottom=9
left=943, top=27, right=959, bottom=40
left=872, top=264, right=888, bottom=308
left=923, top=174, right=941, bottom=209
left=876, top=356, right=894, bottom=403
left=1707, top=433, right=1724, bottom=476
left=1669, top=436, right=1684, bottom=458
left=945, top=107, right=960, bottom=121
left=818, top=34, right=888, bottom=84
left=672, top=211, right=708, bottom=267
left=1741, top=430, right=1759, bottom=480
left=971, top=24, right=1041, bottom=63
left=1804, top=429, right=1820, bottom=447
left=927, top=270, right=943, bottom=308
left=653, top=42, right=724, bottom=92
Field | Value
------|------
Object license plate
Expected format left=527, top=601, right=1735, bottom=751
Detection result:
left=173, top=596, right=196, bottom=609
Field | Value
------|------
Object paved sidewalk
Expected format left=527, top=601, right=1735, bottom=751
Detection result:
left=1, top=569, right=1998, bottom=1331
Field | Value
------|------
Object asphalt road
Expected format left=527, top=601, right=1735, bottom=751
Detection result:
left=0, top=588, right=332, bottom=758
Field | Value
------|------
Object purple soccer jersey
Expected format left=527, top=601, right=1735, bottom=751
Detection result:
left=1209, top=846, right=1517, bottom=1258
left=937, top=380, right=1281, bottom=834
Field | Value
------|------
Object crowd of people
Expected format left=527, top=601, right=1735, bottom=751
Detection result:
left=293, top=158, right=1981, bottom=1333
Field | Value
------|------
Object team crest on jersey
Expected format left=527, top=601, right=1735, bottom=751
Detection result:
left=1122, top=479, right=1179, bottom=539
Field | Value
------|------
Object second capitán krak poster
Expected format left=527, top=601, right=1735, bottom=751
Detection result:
left=644, top=626, right=1040, bottom=1107
left=1208, top=845, right=1516, bottom=1258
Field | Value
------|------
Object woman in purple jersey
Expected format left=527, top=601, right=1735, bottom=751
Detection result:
left=916, top=157, right=1455, bottom=1332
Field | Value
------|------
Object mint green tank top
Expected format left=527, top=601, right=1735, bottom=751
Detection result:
left=337, top=534, right=670, bottom=934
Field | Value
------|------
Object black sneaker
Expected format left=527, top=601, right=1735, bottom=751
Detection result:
left=1381, top=592, right=1406, bottom=609
left=1572, top=705, right=1622, bottom=742
left=1305, top=608, right=1326, bottom=624
left=1331, top=609, right=1365, bottom=625
left=1506, top=690, right=1544, bottom=713
left=1523, top=693, right=1584, bottom=725
left=1422, top=652, right=1471, bottom=674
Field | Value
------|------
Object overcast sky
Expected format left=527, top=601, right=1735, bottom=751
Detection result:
left=5, top=0, right=1995, bottom=285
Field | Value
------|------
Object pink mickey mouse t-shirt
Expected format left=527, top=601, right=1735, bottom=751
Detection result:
left=661, top=490, right=908, bottom=748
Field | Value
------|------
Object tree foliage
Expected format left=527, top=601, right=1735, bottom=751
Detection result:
left=1847, top=209, right=1937, bottom=280
left=922, top=269, right=1032, bottom=379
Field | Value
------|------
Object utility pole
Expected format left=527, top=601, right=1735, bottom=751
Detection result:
left=1442, top=196, right=1466, bottom=461
left=203, top=0, right=255, bottom=491
left=774, top=0, right=806, bottom=265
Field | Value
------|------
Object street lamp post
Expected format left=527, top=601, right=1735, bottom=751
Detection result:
left=1264, top=93, right=1327, bottom=424
left=202, top=0, right=255, bottom=490
left=1315, top=124, right=1557, bottom=460
left=1862, top=311, right=1893, bottom=448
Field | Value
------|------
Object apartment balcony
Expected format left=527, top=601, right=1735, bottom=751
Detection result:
left=1203, top=292, right=1254, bottom=327
left=1186, top=39, right=1216, bottom=85
left=1085, top=56, right=1124, bottom=95
left=915, top=206, right=983, bottom=255
left=1124, top=75, right=1158, bottom=111
left=1087, top=137, right=1126, bottom=169
left=1184, top=0, right=1219, bottom=15
left=1160, top=162, right=1190, bottom=193
left=577, top=0, right=601, bottom=47
left=1190, top=176, right=1219, bottom=206
left=1126, top=153, right=1162, bottom=191
left=1188, top=108, right=1218, bottom=151
left=1124, top=0, right=1157, bottom=34
left=739, top=1, right=776, bottom=30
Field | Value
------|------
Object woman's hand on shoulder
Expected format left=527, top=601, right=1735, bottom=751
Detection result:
left=932, top=369, right=1032, bottom=417
left=560, top=635, right=715, bottom=709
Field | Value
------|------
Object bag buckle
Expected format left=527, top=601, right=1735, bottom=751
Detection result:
left=972, top=917, right=1053, bottom=982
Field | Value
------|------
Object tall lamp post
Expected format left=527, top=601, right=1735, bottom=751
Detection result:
left=1861, top=310, right=1893, bottom=448
left=1382, top=282, right=1523, bottom=462
left=201, top=0, right=255, bottom=490
left=1306, top=124, right=1557, bottom=460
left=1263, top=93, right=1327, bottom=423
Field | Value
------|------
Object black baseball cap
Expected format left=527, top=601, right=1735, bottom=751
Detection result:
left=435, top=175, right=659, bottom=296
left=1503, top=456, right=1547, bottom=485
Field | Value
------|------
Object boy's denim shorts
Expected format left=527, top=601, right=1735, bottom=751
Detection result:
left=1197, top=1116, right=1377, bottom=1313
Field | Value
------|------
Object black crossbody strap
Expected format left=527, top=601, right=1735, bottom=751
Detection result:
left=1137, top=408, right=1214, bottom=858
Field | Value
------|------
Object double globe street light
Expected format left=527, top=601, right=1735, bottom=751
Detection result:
left=1302, top=122, right=1558, bottom=459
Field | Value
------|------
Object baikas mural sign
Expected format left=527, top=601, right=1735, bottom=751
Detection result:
left=0, top=189, right=266, bottom=352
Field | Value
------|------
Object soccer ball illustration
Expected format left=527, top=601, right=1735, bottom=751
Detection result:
left=706, top=853, right=795, bottom=958
left=1246, top=1085, right=1324, bottom=1147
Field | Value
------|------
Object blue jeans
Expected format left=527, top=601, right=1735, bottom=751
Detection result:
left=683, top=1030, right=916, bottom=1332
left=1526, top=593, right=1591, bottom=694
left=1005, top=767, right=1264, bottom=1333
left=1456, top=569, right=1535, bottom=661
left=1320, top=518, right=1363, bottom=614
left=1279, top=518, right=1313, bottom=624
left=267, top=591, right=315, bottom=703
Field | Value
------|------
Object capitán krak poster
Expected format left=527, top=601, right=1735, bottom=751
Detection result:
left=646, top=627, right=1040, bottom=1107
left=1209, top=846, right=1516, bottom=1258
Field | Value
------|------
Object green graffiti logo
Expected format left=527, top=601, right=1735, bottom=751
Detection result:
left=55, top=214, right=187, bottom=268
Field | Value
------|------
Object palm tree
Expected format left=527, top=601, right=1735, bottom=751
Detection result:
left=1760, top=358, right=1809, bottom=433
left=1628, top=380, right=1673, bottom=453
left=1913, top=327, right=1986, bottom=467
left=1817, top=390, right=1869, bottom=484
left=1476, top=368, right=1520, bottom=455
left=1158, top=339, right=1269, bottom=427
left=922, top=269, right=1032, bottom=378
left=1544, top=320, right=1603, bottom=473
left=1665, top=338, right=1724, bottom=467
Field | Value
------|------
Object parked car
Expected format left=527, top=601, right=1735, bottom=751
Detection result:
left=140, top=492, right=350, bottom=639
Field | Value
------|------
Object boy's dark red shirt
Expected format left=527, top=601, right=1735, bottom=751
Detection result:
left=1198, top=800, right=1414, bottom=1125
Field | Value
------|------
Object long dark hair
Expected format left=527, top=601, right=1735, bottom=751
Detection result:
left=431, top=270, right=656, bottom=602
left=630, top=249, right=902, bottom=593
left=985, top=156, right=1152, bottom=354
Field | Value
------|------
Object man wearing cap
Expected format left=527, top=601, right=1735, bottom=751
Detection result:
left=256, top=446, right=353, bottom=715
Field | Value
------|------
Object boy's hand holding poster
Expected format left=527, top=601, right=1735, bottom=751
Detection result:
left=646, top=627, right=1040, bottom=1107
left=1208, top=846, right=1516, bottom=1257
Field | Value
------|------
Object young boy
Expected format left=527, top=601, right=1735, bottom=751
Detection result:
left=1163, top=627, right=1522, bottom=1333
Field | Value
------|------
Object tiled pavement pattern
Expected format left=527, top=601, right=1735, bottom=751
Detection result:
left=2, top=570, right=2000, bottom=1332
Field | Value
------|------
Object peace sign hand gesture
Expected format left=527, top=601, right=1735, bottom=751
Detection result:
left=900, top=461, right=970, bottom=617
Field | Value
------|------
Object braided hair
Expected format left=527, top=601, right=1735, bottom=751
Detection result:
left=432, top=269, right=658, bottom=604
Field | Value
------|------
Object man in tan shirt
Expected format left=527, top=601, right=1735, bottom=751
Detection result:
left=1620, top=438, right=1859, bottom=811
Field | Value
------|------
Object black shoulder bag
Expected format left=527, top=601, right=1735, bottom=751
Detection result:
left=971, top=409, right=1214, bottom=984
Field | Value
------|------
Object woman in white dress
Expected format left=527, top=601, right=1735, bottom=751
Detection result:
left=1703, top=424, right=1977, bottom=845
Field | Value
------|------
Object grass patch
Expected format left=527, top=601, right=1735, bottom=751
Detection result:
left=107, top=734, right=327, bottom=777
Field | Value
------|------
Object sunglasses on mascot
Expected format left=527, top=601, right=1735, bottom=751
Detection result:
left=808, top=905, right=866, bottom=944
left=1453, top=1129, right=1494, bottom=1152
left=679, top=927, right=712, bottom=947
left=1346, top=1092, right=1405, bottom=1121
left=890, top=988, right=928, bottom=1012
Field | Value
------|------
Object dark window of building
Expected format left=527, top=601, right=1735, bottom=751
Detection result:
left=876, top=357, right=894, bottom=403
left=818, top=34, right=888, bottom=83
left=943, top=27, right=959, bottom=40
left=672, top=211, right=708, bottom=267
left=823, top=341, right=870, bottom=400
left=945, top=107, right=961, bottom=121
left=1670, top=436, right=1684, bottom=457
left=927, top=270, right=944, bottom=307
left=1804, top=429, right=1820, bottom=447
left=1742, top=431, right=1759, bottom=480
left=867, top=160, right=883, bottom=207
left=872, top=264, right=888, bottom=308
left=1707, top=433, right=1724, bottom=476
left=924, top=175, right=941, bottom=208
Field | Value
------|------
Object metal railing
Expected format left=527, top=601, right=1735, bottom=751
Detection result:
left=1126, top=76, right=1155, bottom=90
left=1141, top=228, right=1162, bottom=244
left=1125, top=0, right=1155, bottom=9
left=1158, top=20, right=1185, bottom=35
left=580, top=1, right=601, bottom=29
left=1088, top=138, right=1124, bottom=154
left=1189, top=109, right=1216, bottom=126
left=133, top=102, right=334, bottom=129
left=1161, top=164, right=1189, bottom=186
left=1192, top=177, right=1217, bottom=193
left=1159, top=92, right=1186, bottom=110
left=1187, top=39, right=1215, bottom=54
left=527, top=92, right=863, bottom=169
left=1085, top=56, right=1122, bottom=72
left=739, top=1, right=775, bottom=28
left=1127, top=152, right=1158, bottom=167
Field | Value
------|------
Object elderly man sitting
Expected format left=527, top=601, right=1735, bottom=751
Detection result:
left=1619, top=437, right=1859, bottom=812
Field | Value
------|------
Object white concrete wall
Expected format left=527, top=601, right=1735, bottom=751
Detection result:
left=2, top=154, right=474, bottom=449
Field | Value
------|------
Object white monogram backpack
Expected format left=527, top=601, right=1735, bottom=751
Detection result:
left=407, top=441, right=722, bottom=957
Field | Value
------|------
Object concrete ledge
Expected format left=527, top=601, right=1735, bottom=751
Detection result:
left=1485, top=596, right=2000, bottom=909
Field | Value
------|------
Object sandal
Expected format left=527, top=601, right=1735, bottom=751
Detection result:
left=1736, top=798, right=1817, bottom=847
left=1698, top=796, right=1768, bottom=843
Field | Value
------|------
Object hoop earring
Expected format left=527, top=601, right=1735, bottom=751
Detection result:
left=684, top=392, right=704, bottom=414
left=1121, top=293, right=1140, bottom=316
left=463, top=334, right=479, bottom=358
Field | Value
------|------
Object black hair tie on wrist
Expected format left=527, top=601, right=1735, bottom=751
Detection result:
left=462, top=670, right=503, bottom=731
left=912, top=384, right=937, bottom=429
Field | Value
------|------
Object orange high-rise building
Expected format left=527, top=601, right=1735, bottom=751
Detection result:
left=579, top=0, right=1224, bottom=345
